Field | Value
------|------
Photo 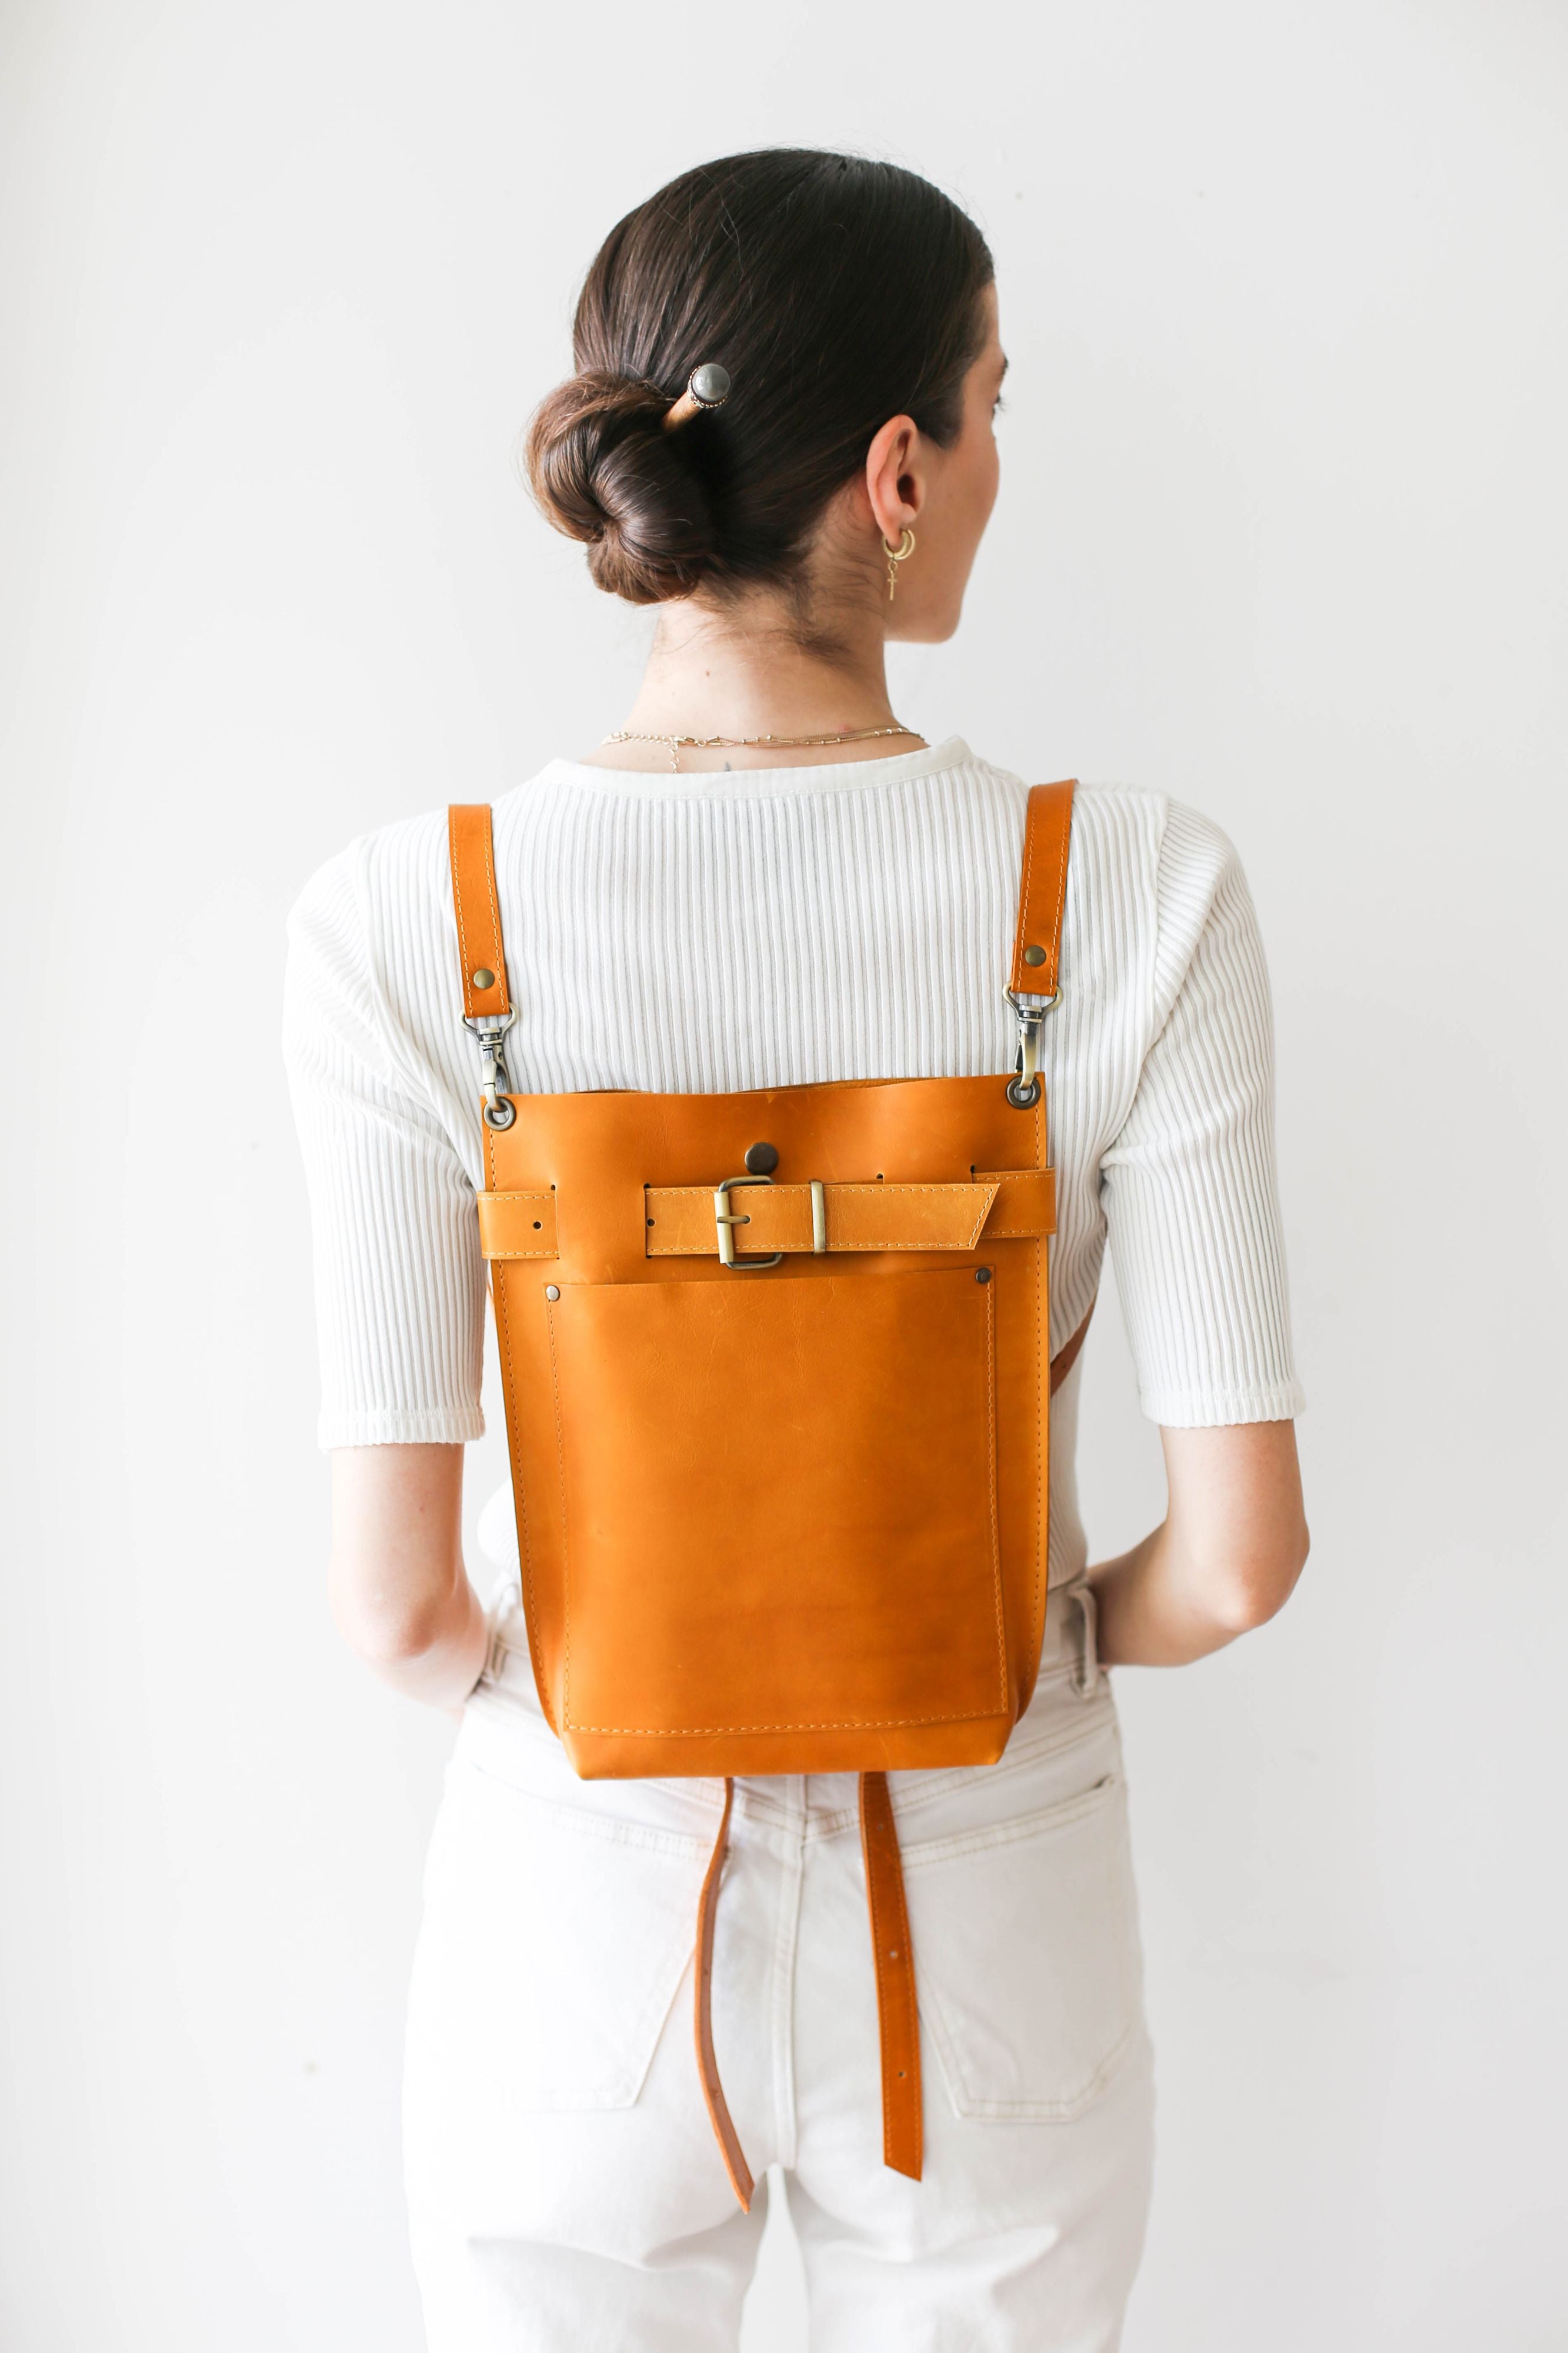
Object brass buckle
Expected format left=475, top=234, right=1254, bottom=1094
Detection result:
left=713, top=1174, right=785, bottom=1271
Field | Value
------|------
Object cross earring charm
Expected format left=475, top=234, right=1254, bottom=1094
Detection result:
left=882, top=528, right=916, bottom=602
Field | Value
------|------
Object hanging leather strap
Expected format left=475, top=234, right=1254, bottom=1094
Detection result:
left=1009, top=780, right=1075, bottom=996
left=693, top=1770, right=924, bottom=2209
left=860, top=1769, right=923, bottom=2179
left=694, top=1778, right=755, bottom=2211
left=448, top=804, right=512, bottom=1022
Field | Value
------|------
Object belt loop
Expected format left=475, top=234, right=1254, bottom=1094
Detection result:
left=1070, top=1580, right=1101, bottom=1698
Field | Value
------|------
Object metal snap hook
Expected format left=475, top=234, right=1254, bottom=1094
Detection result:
left=465, top=1008, right=517, bottom=1132
left=1004, top=986, right=1055, bottom=1109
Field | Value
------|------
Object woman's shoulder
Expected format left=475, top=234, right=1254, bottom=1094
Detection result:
left=973, top=763, right=1243, bottom=901
left=285, top=771, right=558, bottom=949
left=286, top=801, right=453, bottom=944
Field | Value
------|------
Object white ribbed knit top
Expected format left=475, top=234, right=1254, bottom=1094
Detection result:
left=283, top=738, right=1302, bottom=1588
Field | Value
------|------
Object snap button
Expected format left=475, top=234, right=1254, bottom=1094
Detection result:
left=743, top=1142, right=779, bottom=1175
left=471, top=966, right=496, bottom=988
left=1022, top=944, right=1046, bottom=967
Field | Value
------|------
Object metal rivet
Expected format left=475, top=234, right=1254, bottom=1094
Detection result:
left=545, top=1285, right=560, bottom=1301
left=744, top=1141, right=779, bottom=1175
left=1022, top=944, right=1046, bottom=967
left=975, top=1267, right=992, bottom=1284
left=471, top=966, right=495, bottom=989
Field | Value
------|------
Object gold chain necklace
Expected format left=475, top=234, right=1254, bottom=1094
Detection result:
left=602, top=724, right=919, bottom=775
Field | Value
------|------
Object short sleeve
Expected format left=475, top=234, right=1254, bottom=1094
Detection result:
left=282, top=846, right=485, bottom=1449
left=1099, top=804, right=1305, bottom=1427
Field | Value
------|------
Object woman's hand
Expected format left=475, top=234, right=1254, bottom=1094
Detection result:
left=1089, top=1422, right=1309, bottom=1667
left=328, top=1445, right=489, bottom=1711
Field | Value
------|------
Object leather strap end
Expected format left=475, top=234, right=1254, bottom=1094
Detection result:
left=859, top=1770, right=923, bottom=2182
left=975, top=1167, right=1057, bottom=1239
left=448, top=804, right=512, bottom=1022
left=476, top=1191, right=559, bottom=1259
left=1008, top=780, right=1076, bottom=998
left=694, top=1779, right=755, bottom=2211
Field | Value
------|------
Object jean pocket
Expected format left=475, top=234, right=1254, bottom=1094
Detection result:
left=901, top=1772, right=1142, bottom=2122
left=406, top=1755, right=709, bottom=2111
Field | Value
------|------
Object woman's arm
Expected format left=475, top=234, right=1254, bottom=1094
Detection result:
left=1089, top=1421, right=1309, bottom=1666
left=328, top=1445, right=489, bottom=1709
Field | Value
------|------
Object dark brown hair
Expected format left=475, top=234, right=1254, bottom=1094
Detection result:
left=525, top=150, right=994, bottom=605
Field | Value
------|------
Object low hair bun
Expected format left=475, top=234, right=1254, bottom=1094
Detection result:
left=524, top=371, right=719, bottom=605
left=525, top=152, right=993, bottom=608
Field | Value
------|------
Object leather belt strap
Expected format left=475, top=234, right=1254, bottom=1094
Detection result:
left=1009, top=780, right=1075, bottom=997
left=448, top=804, right=512, bottom=1022
left=693, top=1772, right=924, bottom=2209
left=643, top=1169, right=1056, bottom=1259
left=859, top=1769, right=923, bottom=2179
left=476, top=1172, right=1056, bottom=1262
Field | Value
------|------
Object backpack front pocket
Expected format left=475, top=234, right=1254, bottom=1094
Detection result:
left=544, top=1267, right=1006, bottom=1741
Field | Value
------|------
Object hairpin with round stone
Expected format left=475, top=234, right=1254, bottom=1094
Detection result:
left=662, top=364, right=732, bottom=432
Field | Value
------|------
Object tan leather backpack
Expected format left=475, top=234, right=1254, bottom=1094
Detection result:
left=449, top=780, right=1085, bottom=2207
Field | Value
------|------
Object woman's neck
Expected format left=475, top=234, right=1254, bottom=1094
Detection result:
left=582, top=592, right=922, bottom=772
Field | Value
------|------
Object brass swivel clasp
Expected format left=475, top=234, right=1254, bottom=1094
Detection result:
left=1005, top=988, right=1056, bottom=1110
left=464, top=1010, right=517, bottom=1131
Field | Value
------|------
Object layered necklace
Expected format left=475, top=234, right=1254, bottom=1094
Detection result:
left=601, top=723, right=919, bottom=775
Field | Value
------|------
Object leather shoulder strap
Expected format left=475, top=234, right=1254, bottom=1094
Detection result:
left=1009, top=781, right=1076, bottom=996
left=1049, top=1301, right=1095, bottom=1394
left=448, top=804, right=511, bottom=1021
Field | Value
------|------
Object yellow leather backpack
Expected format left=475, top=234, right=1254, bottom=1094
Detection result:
left=449, top=780, right=1085, bottom=2206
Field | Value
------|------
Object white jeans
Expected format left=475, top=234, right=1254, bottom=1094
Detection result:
left=403, top=1584, right=1155, bottom=2351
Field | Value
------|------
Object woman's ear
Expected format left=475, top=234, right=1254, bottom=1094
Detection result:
left=862, top=414, right=924, bottom=547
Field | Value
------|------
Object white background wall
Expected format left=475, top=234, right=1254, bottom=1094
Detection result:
left=4, top=2, right=1565, bottom=2345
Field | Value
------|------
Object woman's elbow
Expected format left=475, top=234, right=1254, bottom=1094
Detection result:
left=328, top=1557, right=456, bottom=1665
left=1207, top=1517, right=1311, bottom=1635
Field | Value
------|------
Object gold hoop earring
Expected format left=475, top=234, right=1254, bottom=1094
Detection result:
left=882, top=526, right=916, bottom=604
